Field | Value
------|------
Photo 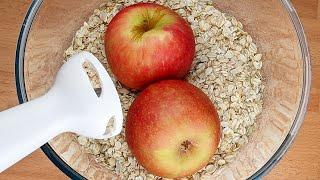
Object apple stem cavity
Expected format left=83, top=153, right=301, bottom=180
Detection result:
left=131, top=9, right=166, bottom=40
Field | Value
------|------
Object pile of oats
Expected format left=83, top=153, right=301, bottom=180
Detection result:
left=64, top=0, right=264, bottom=179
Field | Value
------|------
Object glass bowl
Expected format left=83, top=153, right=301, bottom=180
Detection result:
left=15, top=0, right=311, bottom=179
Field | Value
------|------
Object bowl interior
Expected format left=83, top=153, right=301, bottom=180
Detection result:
left=22, top=0, right=304, bottom=179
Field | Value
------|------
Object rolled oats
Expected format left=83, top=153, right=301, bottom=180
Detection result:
left=64, top=0, right=264, bottom=179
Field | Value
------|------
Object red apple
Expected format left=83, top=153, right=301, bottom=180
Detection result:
left=126, top=80, right=221, bottom=178
left=105, top=3, right=195, bottom=89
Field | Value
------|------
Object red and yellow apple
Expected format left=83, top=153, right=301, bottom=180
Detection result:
left=105, top=3, right=195, bottom=89
left=125, top=80, right=221, bottom=178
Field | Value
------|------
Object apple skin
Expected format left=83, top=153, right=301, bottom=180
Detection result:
left=125, top=80, right=221, bottom=178
left=105, top=3, right=195, bottom=89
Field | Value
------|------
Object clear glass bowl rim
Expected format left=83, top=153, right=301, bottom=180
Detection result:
left=14, top=0, right=311, bottom=179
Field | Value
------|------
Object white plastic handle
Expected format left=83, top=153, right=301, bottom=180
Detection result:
left=0, top=93, right=65, bottom=172
left=0, top=51, right=123, bottom=173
